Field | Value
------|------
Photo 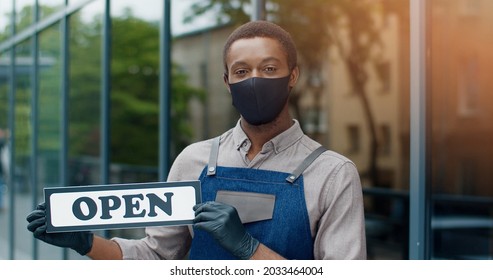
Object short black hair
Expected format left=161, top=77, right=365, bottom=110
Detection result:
left=223, top=20, right=298, bottom=75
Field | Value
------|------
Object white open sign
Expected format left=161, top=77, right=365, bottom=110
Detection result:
left=44, top=181, right=201, bottom=233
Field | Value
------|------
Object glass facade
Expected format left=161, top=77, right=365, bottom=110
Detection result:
left=429, top=0, right=493, bottom=259
left=0, top=0, right=491, bottom=260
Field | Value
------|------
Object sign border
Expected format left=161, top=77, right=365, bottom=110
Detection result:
left=44, top=180, right=201, bottom=233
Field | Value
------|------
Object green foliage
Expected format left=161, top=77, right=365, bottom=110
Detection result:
left=68, top=12, right=102, bottom=159
left=109, top=15, right=205, bottom=165
left=3, top=5, right=204, bottom=167
left=38, top=23, right=63, bottom=153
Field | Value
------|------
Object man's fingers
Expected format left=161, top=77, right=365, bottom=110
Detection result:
left=36, top=202, right=46, bottom=211
left=33, top=224, right=48, bottom=238
left=27, top=216, right=46, bottom=232
left=193, top=201, right=217, bottom=212
left=193, top=211, right=218, bottom=224
left=26, top=210, right=46, bottom=223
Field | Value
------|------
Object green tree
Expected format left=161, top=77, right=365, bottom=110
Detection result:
left=68, top=9, right=204, bottom=166
left=2, top=5, right=204, bottom=169
left=110, top=12, right=205, bottom=165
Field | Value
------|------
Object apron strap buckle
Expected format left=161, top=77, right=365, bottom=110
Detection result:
left=286, top=146, right=327, bottom=183
left=207, top=136, right=221, bottom=176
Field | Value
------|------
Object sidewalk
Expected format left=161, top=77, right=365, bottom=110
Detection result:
left=0, top=192, right=87, bottom=260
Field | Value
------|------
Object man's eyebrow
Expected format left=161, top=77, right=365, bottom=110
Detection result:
left=260, top=57, right=282, bottom=64
left=230, top=61, right=249, bottom=69
left=230, top=57, right=283, bottom=69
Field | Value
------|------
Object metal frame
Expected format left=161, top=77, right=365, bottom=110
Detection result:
left=159, top=0, right=172, bottom=182
left=60, top=0, right=71, bottom=261
left=2, top=0, right=98, bottom=261
left=0, top=0, right=174, bottom=259
left=99, top=0, right=111, bottom=242
left=7, top=0, right=17, bottom=260
left=30, top=0, right=40, bottom=259
left=251, top=0, right=265, bottom=21
left=101, top=0, right=111, bottom=192
left=409, top=0, right=430, bottom=260
left=0, top=0, right=95, bottom=52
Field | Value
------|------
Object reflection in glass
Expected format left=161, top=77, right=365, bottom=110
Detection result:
left=0, top=51, right=10, bottom=259
left=0, top=1, right=14, bottom=41
left=14, top=40, right=32, bottom=193
left=110, top=0, right=204, bottom=190
left=111, top=0, right=161, bottom=21
left=430, top=0, right=493, bottom=260
left=306, top=0, right=410, bottom=260
left=68, top=1, right=102, bottom=187
left=109, top=0, right=161, bottom=185
left=0, top=52, right=8, bottom=129
left=15, top=0, right=34, bottom=33
left=14, top=38, right=33, bottom=258
left=38, top=24, right=61, bottom=192
left=38, top=0, right=65, bottom=20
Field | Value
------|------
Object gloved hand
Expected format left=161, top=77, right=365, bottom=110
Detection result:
left=26, top=202, right=94, bottom=255
left=193, top=201, right=260, bottom=260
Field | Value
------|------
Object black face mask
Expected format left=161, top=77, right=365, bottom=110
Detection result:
left=229, top=75, right=291, bottom=126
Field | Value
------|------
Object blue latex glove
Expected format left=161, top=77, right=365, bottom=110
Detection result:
left=26, top=202, right=94, bottom=255
left=193, top=201, right=260, bottom=260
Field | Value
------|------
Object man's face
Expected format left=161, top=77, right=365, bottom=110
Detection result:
left=225, top=37, right=298, bottom=88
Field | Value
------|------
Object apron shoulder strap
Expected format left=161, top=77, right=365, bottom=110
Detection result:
left=206, top=136, right=326, bottom=182
left=286, top=146, right=327, bottom=183
left=207, top=136, right=221, bottom=176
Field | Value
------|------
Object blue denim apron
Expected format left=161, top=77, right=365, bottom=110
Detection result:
left=189, top=137, right=326, bottom=260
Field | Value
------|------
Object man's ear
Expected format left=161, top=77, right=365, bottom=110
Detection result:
left=223, top=73, right=231, bottom=93
left=289, top=66, right=300, bottom=88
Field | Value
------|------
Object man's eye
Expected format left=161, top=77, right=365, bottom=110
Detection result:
left=234, top=69, right=247, bottom=75
left=264, top=67, right=276, bottom=72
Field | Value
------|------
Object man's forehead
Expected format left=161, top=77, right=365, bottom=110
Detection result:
left=229, top=36, right=281, bottom=49
left=226, top=37, right=287, bottom=62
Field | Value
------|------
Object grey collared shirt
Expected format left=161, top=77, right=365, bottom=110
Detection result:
left=113, top=119, right=367, bottom=259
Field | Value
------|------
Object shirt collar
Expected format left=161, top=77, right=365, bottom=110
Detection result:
left=232, top=119, right=304, bottom=154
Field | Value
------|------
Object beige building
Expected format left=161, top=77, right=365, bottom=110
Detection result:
left=322, top=12, right=409, bottom=190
